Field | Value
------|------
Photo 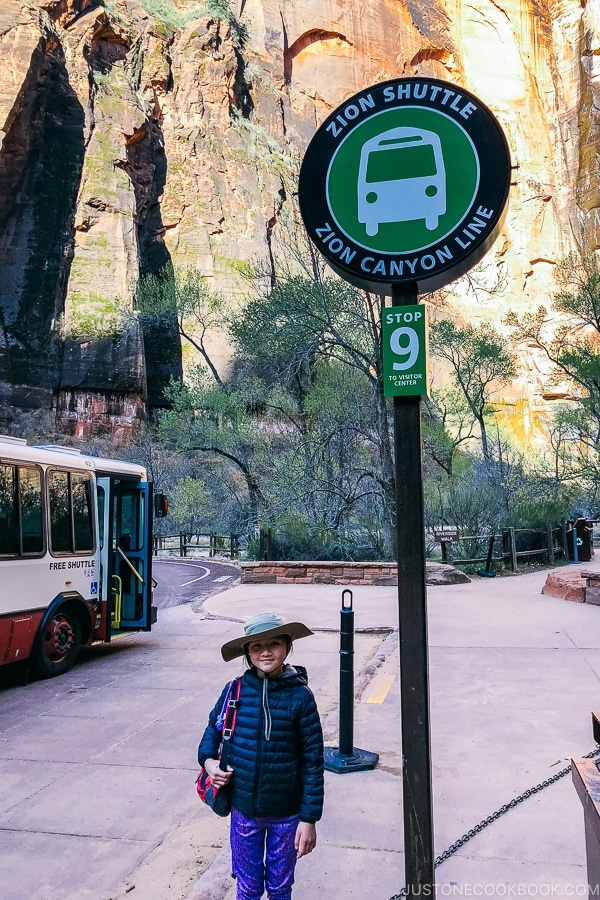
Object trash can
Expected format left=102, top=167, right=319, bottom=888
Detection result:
left=567, top=519, right=594, bottom=562
left=576, top=518, right=594, bottom=562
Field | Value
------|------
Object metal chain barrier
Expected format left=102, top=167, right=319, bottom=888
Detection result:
left=389, top=745, right=600, bottom=900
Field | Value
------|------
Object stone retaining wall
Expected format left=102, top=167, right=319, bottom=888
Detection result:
left=240, top=560, right=470, bottom=586
left=542, top=568, right=599, bottom=603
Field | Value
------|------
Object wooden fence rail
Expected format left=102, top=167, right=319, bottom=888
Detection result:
left=153, top=532, right=242, bottom=559
left=435, top=521, right=574, bottom=572
left=153, top=521, right=597, bottom=568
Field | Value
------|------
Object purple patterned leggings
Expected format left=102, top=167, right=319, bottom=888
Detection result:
left=230, top=807, right=300, bottom=900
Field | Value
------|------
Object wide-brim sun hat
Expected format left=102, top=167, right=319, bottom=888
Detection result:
left=221, top=612, right=314, bottom=662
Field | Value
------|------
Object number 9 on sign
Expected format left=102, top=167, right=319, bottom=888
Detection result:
left=381, top=304, right=429, bottom=397
left=391, top=327, right=419, bottom=371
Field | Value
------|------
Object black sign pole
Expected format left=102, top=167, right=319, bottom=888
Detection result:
left=298, top=74, right=511, bottom=899
left=391, top=281, right=435, bottom=894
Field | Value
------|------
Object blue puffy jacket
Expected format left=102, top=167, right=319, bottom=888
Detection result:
left=198, top=665, right=324, bottom=823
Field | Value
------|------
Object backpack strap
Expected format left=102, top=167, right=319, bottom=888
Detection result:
left=217, top=677, right=241, bottom=771
left=215, top=679, right=235, bottom=731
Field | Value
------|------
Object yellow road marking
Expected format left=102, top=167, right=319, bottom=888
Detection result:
left=366, top=673, right=396, bottom=704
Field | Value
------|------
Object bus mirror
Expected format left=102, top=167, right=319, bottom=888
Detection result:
left=154, top=492, right=169, bottom=518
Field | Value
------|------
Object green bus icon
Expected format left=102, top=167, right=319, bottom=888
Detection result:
left=358, top=127, right=446, bottom=236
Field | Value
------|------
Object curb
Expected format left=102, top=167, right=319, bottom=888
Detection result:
left=187, top=843, right=234, bottom=900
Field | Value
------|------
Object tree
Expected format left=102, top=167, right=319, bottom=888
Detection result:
left=229, top=270, right=397, bottom=553
left=136, top=266, right=226, bottom=385
left=536, top=408, right=582, bottom=487
left=171, top=476, right=209, bottom=532
left=158, top=367, right=268, bottom=526
left=506, top=250, right=600, bottom=497
left=264, top=360, right=385, bottom=541
left=429, top=319, right=517, bottom=460
left=422, top=386, right=478, bottom=476
left=147, top=224, right=538, bottom=558
left=137, top=266, right=273, bottom=527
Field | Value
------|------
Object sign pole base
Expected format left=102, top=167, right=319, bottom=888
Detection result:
left=324, top=746, right=379, bottom=773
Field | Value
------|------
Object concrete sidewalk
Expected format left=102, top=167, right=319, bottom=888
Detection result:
left=3, top=559, right=600, bottom=899
left=188, top=560, right=600, bottom=899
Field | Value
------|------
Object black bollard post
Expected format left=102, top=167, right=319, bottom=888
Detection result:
left=324, top=589, right=379, bottom=774
left=338, top=588, right=354, bottom=757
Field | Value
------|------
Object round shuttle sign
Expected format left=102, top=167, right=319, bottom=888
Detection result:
left=298, top=78, right=511, bottom=294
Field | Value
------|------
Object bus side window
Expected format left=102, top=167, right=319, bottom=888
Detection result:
left=49, top=471, right=72, bottom=553
left=72, top=474, right=93, bottom=552
left=0, top=464, right=18, bottom=555
left=49, top=470, right=94, bottom=554
left=0, top=465, right=44, bottom=556
left=19, top=467, right=43, bottom=554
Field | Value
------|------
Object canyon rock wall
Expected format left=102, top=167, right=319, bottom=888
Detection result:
left=0, top=0, right=597, bottom=440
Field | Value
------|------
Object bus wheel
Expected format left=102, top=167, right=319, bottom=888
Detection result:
left=33, top=607, right=82, bottom=678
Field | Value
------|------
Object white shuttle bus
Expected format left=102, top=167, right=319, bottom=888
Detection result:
left=357, top=127, right=446, bottom=236
left=0, top=436, right=167, bottom=678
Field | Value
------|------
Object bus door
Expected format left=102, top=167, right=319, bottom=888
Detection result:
left=97, top=478, right=154, bottom=638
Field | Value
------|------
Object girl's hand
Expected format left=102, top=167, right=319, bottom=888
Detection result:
left=204, top=758, right=233, bottom=787
left=295, top=822, right=317, bottom=859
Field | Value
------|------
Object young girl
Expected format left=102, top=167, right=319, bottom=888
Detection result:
left=198, top=612, right=325, bottom=900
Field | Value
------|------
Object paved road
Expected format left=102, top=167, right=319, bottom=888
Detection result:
left=0, top=558, right=243, bottom=900
left=152, top=558, right=240, bottom=609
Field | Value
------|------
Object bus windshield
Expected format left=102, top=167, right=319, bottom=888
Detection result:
left=366, top=143, right=437, bottom=183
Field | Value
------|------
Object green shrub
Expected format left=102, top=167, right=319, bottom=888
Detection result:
left=68, top=294, right=124, bottom=339
left=247, top=513, right=385, bottom=562
left=141, top=0, right=204, bottom=28
left=508, top=487, right=577, bottom=529
left=141, top=0, right=236, bottom=30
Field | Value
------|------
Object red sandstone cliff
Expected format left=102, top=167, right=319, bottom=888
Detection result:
left=0, top=0, right=597, bottom=438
